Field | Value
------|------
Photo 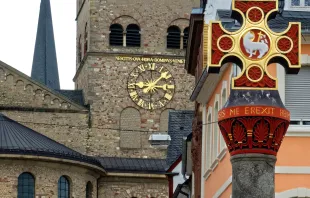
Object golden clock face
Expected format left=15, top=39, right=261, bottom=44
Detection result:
left=127, top=63, right=175, bottom=110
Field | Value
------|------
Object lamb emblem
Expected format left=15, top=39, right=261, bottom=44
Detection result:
left=243, top=31, right=269, bottom=59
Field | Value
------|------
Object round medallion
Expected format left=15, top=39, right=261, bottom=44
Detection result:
left=127, top=63, right=175, bottom=110
left=217, top=35, right=234, bottom=52
left=247, top=7, right=264, bottom=24
left=246, top=65, right=264, bottom=82
left=240, top=29, right=271, bottom=60
left=276, top=36, right=293, bottom=54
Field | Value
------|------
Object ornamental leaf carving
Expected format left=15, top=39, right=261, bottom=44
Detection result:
left=233, top=122, right=246, bottom=148
left=254, top=119, right=269, bottom=147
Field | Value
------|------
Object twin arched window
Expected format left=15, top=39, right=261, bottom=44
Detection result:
left=110, top=24, right=141, bottom=47
left=167, top=26, right=189, bottom=49
left=18, top=173, right=35, bottom=198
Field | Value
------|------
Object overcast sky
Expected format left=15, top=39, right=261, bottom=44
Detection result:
left=0, top=0, right=76, bottom=90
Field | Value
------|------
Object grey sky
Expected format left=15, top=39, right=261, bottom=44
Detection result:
left=0, top=0, right=76, bottom=90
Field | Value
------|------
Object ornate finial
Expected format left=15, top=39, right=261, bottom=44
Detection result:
left=207, top=0, right=301, bottom=90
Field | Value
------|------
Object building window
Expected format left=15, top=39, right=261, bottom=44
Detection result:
left=110, top=24, right=124, bottom=46
left=183, top=27, right=189, bottom=49
left=78, top=35, right=82, bottom=63
left=18, top=172, right=35, bottom=198
left=86, top=182, right=93, bottom=198
left=220, top=87, right=227, bottom=150
left=84, top=23, right=88, bottom=56
left=291, top=0, right=300, bottom=5
left=213, top=101, right=219, bottom=161
left=285, top=67, right=310, bottom=125
left=206, top=111, right=212, bottom=169
left=58, top=176, right=70, bottom=198
left=291, top=0, right=310, bottom=6
left=167, top=26, right=181, bottom=49
left=126, top=24, right=141, bottom=47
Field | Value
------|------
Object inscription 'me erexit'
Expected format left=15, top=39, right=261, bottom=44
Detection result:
left=218, top=106, right=290, bottom=121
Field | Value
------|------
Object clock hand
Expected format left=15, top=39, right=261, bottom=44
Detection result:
left=143, top=72, right=170, bottom=93
left=143, top=84, right=175, bottom=93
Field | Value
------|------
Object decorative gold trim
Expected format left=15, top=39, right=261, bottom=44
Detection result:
left=217, top=35, right=235, bottom=53
left=246, top=7, right=265, bottom=25
left=275, top=36, right=294, bottom=54
left=246, top=65, right=264, bottom=82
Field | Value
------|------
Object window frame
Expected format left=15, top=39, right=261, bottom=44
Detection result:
left=204, top=106, right=213, bottom=177
left=17, top=172, right=35, bottom=198
left=58, top=176, right=70, bottom=198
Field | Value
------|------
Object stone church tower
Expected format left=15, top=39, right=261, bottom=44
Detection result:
left=74, top=0, right=199, bottom=158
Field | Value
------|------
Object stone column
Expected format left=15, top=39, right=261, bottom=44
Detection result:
left=231, top=154, right=277, bottom=198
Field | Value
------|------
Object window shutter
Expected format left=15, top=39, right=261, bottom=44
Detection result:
left=110, top=24, right=123, bottom=46
left=285, top=67, right=310, bottom=120
left=167, top=26, right=181, bottom=49
left=126, top=24, right=141, bottom=47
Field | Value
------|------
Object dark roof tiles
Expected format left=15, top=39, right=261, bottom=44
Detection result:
left=55, top=90, right=85, bottom=106
left=166, top=110, right=194, bottom=168
left=97, top=157, right=167, bottom=174
left=31, top=0, right=60, bottom=90
left=0, top=113, right=101, bottom=167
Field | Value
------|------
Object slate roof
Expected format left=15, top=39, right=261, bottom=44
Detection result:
left=97, top=157, right=167, bottom=174
left=217, top=10, right=310, bottom=32
left=0, top=113, right=101, bottom=168
left=166, top=110, right=194, bottom=168
left=55, top=90, right=85, bottom=106
left=31, top=0, right=60, bottom=90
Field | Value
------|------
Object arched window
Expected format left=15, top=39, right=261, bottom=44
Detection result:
left=110, top=24, right=123, bottom=46
left=206, top=109, right=212, bottom=169
left=58, top=176, right=70, bottom=198
left=220, top=86, right=227, bottom=151
left=18, top=172, right=35, bottom=198
left=126, top=24, right=141, bottom=47
left=213, top=101, right=219, bottom=161
left=167, top=26, right=181, bottom=49
left=86, top=181, right=93, bottom=198
left=183, top=27, right=189, bottom=49
left=78, top=35, right=82, bottom=63
left=84, top=23, right=88, bottom=56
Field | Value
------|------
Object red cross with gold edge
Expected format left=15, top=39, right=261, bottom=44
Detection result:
left=207, top=0, right=301, bottom=90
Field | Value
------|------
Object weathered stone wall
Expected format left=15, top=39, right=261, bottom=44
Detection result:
left=82, top=55, right=194, bottom=158
left=0, top=158, right=98, bottom=198
left=0, top=63, right=84, bottom=111
left=88, top=0, right=199, bottom=55
left=74, top=0, right=197, bottom=158
left=2, top=111, right=89, bottom=155
left=98, top=176, right=168, bottom=198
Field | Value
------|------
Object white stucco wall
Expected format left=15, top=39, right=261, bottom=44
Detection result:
left=173, top=162, right=185, bottom=192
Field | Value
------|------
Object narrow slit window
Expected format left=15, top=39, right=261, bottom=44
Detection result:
left=183, top=27, right=189, bottom=49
